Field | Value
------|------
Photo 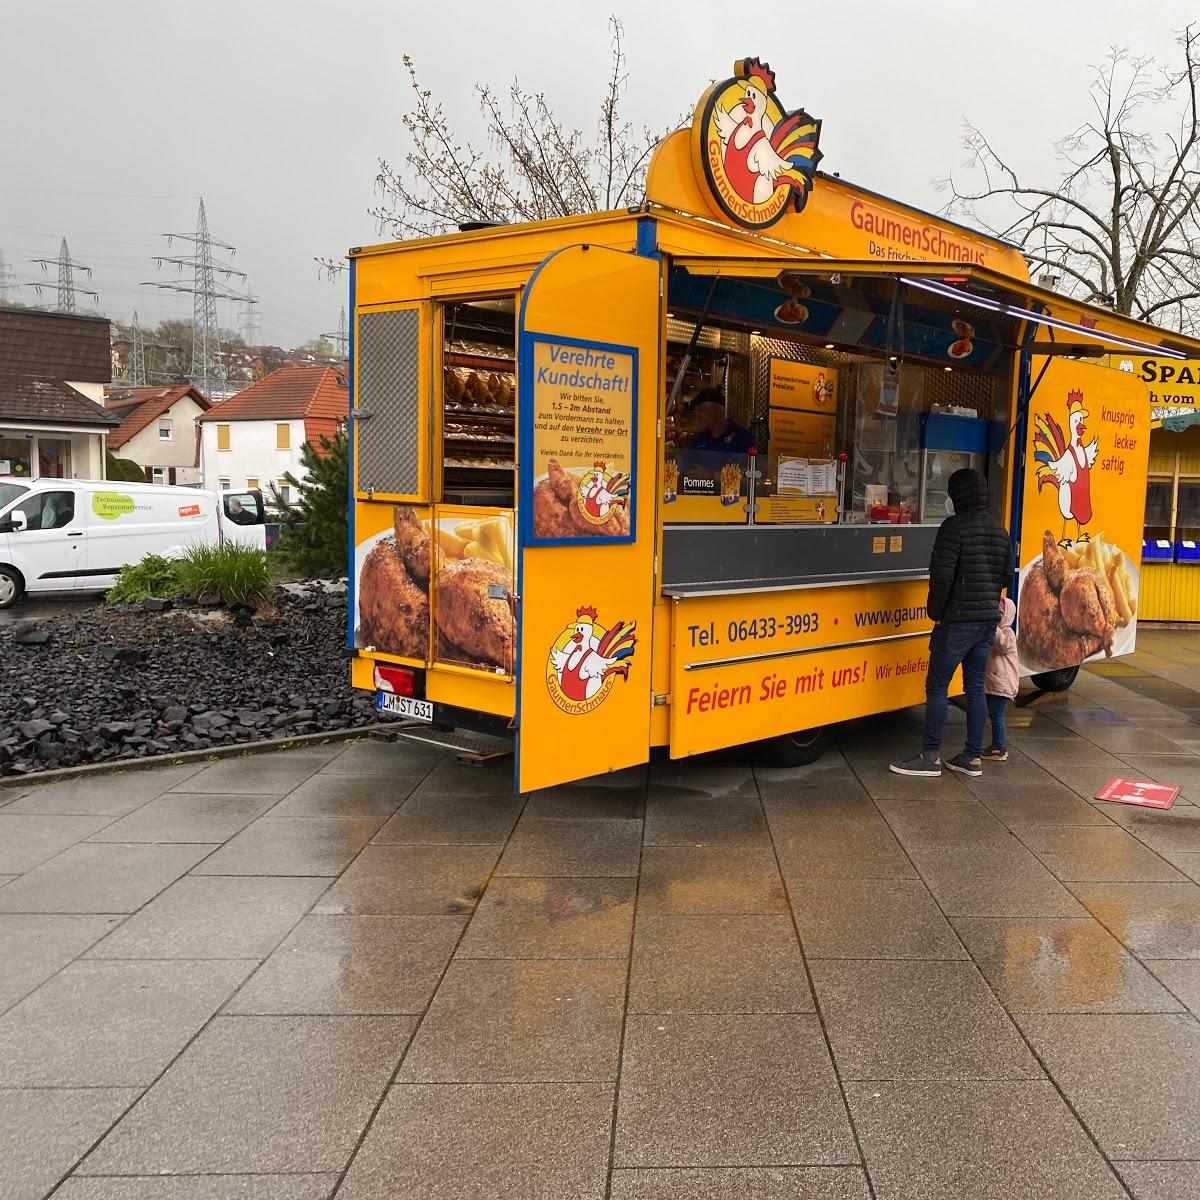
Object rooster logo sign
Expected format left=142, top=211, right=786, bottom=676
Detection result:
left=1034, top=390, right=1099, bottom=544
left=575, top=462, right=630, bottom=527
left=546, top=606, right=637, bottom=716
left=694, top=58, right=822, bottom=231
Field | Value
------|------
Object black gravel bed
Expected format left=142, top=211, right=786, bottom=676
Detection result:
left=0, top=584, right=375, bottom=777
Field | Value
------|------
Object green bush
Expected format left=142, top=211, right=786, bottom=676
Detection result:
left=106, top=553, right=181, bottom=603
left=106, top=452, right=146, bottom=483
left=174, top=542, right=275, bottom=606
left=106, top=544, right=274, bottom=606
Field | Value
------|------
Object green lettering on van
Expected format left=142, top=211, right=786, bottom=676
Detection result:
left=91, top=492, right=136, bottom=521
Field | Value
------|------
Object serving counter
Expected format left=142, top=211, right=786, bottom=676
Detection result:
left=661, top=522, right=938, bottom=595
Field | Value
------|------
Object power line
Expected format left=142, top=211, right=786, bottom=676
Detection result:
left=0, top=251, right=18, bottom=303
left=322, top=306, right=348, bottom=358
left=241, top=286, right=262, bottom=347
left=142, top=198, right=249, bottom=399
left=31, top=238, right=99, bottom=313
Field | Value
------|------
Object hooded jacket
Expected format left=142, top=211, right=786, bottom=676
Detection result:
left=985, top=597, right=1019, bottom=699
left=926, top=468, right=1014, bottom=623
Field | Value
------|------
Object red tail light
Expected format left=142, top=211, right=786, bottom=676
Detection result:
left=374, top=665, right=416, bottom=696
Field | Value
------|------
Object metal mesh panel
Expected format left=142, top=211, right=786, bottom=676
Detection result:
left=357, top=308, right=421, bottom=496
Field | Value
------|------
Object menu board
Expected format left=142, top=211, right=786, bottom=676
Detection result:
left=768, top=359, right=838, bottom=459
left=528, top=335, right=637, bottom=545
left=777, top=457, right=838, bottom=496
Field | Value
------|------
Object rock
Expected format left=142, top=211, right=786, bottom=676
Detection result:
left=162, top=705, right=188, bottom=723
left=114, top=648, right=146, bottom=667
left=14, top=626, right=50, bottom=645
left=18, top=719, right=55, bottom=740
left=290, top=709, right=316, bottom=724
left=47, top=712, right=70, bottom=725
left=144, top=597, right=173, bottom=612
left=270, top=713, right=293, bottom=729
left=198, top=594, right=223, bottom=608
left=321, top=699, right=343, bottom=717
left=98, top=721, right=135, bottom=739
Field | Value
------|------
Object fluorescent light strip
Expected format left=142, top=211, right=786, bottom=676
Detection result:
left=900, top=276, right=1186, bottom=359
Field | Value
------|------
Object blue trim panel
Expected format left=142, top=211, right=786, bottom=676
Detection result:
left=517, top=329, right=639, bottom=550
left=635, top=216, right=660, bottom=259
left=346, top=258, right=357, bottom=651
left=1009, top=346, right=1032, bottom=605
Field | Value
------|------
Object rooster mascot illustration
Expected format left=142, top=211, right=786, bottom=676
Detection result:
left=1034, top=391, right=1099, bottom=544
left=712, top=60, right=820, bottom=206
left=549, top=607, right=636, bottom=704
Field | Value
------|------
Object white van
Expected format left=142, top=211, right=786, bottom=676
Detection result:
left=0, top=479, right=267, bottom=609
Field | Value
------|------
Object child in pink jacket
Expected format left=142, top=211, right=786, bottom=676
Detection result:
left=983, top=597, right=1018, bottom=761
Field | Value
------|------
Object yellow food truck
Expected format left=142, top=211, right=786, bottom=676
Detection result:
left=347, top=56, right=1200, bottom=793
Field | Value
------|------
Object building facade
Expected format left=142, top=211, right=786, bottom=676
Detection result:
left=105, top=385, right=210, bottom=485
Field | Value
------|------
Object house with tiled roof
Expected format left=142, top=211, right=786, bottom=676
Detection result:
left=0, top=306, right=118, bottom=481
left=104, top=384, right=211, bottom=485
left=196, top=365, right=348, bottom=499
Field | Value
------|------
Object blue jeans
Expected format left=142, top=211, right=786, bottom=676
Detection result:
left=987, top=693, right=1008, bottom=750
left=922, top=620, right=997, bottom=760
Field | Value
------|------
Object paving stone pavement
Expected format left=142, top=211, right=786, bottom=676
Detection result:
left=2, top=627, right=1200, bottom=1198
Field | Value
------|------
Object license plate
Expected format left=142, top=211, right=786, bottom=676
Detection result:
left=375, top=693, right=433, bottom=722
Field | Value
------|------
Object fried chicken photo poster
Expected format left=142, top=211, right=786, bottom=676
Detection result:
left=353, top=505, right=515, bottom=674
left=1017, top=359, right=1150, bottom=673
left=525, top=335, right=636, bottom=545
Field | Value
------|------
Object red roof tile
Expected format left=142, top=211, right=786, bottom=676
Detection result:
left=0, top=307, right=112, bottom=383
left=197, top=365, right=348, bottom=424
left=104, top=385, right=211, bottom=450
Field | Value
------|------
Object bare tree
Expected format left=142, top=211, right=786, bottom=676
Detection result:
left=939, top=25, right=1200, bottom=334
left=371, top=17, right=669, bottom=238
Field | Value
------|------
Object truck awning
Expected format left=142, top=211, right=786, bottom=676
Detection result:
left=669, top=258, right=1200, bottom=361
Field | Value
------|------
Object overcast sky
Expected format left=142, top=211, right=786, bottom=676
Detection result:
left=0, top=0, right=1194, bottom=346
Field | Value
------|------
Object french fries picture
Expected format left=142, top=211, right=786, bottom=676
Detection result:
left=427, top=514, right=514, bottom=572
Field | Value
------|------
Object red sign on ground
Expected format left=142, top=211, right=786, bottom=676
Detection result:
left=1095, top=778, right=1181, bottom=810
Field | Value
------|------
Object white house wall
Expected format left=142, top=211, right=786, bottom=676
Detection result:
left=118, top=395, right=206, bottom=484
left=200, top=418, right=309, bottom=495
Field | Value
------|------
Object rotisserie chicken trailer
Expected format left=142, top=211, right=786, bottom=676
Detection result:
left=346, top=58, right=1200, bottom=793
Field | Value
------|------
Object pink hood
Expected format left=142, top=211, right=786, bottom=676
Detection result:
left=986, top=596, right=1020, bottom=699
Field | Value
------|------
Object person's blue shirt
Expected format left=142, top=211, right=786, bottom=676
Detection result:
left=689, top=420, right=755, bottom=455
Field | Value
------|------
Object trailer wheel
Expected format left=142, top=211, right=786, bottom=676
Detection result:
left=757, top=725, right=833, bottom=768
left=0, top=566, right=23, bottom=610
left=1030, top=666, right=1079, bottom=693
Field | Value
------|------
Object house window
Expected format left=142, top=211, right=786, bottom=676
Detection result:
left=276, top=423, right=291, bottom=450
left=151, top=468, right=166, bottom=485
left=277, top=482, right=292, bottom=504
left=216, top=424, right=231, bottom=451
left=246, top=476, right=259, bottom=489
left=218, top=476, right=232, bottom=491
left=158, top=421, right=172, bottom=441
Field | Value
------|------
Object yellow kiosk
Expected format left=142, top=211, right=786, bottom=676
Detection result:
left=347, top=57, right=1200, bottom=792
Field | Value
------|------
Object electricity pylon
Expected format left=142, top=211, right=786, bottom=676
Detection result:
left=322, top=306, right=348, bottom=359
left=31, top=238, right=98, bottom=313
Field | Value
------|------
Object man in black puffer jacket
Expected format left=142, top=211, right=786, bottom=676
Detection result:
left=891, top=468, right=1014, bottom=778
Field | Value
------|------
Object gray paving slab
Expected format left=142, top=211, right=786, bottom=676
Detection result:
left=643, top=783, right=770, bottom=847
left=78, top=1015, right=414, bottom=1175
left=87, top=874, right=330, bottom=960
left=457, top=876, right=635, bottom=960
left=628, top=914, right=813, bottom=1014
left=1018, top=1013, right=1200, bottom=1159
left=85, top=792, right=277, bottom=844
left=337, top=1082, right=613, bottom=1199
left=1100, top=803, right=1200, bottom=857
left=647, top=759, right=755, bottom=795
left=191, top=815, right=381, bottom=877
left=637, top=845, right=789, bottom=915
left=1011, top=824, right=1185, bottom=882
left=0, top=842, right=216, bottom=914
left=0, top=813, right=114, bottom=873
left=225, top=914, right=465, bottom=1014
left=370, top=790, right=525, bottom=845
left=521, top=780, right=645, bottom=821
left=3, top=764, right=204, bottom=816
left=975, top=781, right=1117, bottom=827
left=1160, top=849, right=1200, bottom=881
left=497, top=817, right=642, bottom=877
left=416, top=757, right=517, bottom=796
left=775, top=818, right=919, bottom=881
left=904, top=842, right=1087, bottom=918
left=1145, top=960, right=1200, bottom=1016
left=317, top=738, right=443, bottom=774
left=873, top=799, right=1015, bottom=848
left=0, top=913, right=122, bottom=1012
left=1117, top=754, right=1200, bottom=790
left=1069, top=881, right=1200, bottom=958
left=0, top=958, right=255, bottom=1085
left=312, top=844, right=500, bottom=916
left=953, top=917, right=1184, bottom=1013
left=609, top=1167, right=871, bottom=1199
left=396, top=959, right=626, bottom=1083
left=811, top=960, right=1040, bottom=1081
left=0, top=1086, right=140, bottom=1200
left=1116, top=1161, right=1200, bottom=1200
left=265, top=772, right=418, bottom=818
left=759, top=785, right=877, bottom=826
left=790, top=879, right=967, bottom=960
left=846, top=1080, right=1128, bottom=1200
left=53, top=1177, right=339, bottom=1199
left=614, top=1014, right=857, bottom=1168
left=169, top=754, right=330, bottom=796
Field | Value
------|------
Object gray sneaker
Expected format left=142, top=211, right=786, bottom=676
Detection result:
left=945, top=753, right=983, bottom=777
left=890, top=753, right=942, bottom=777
